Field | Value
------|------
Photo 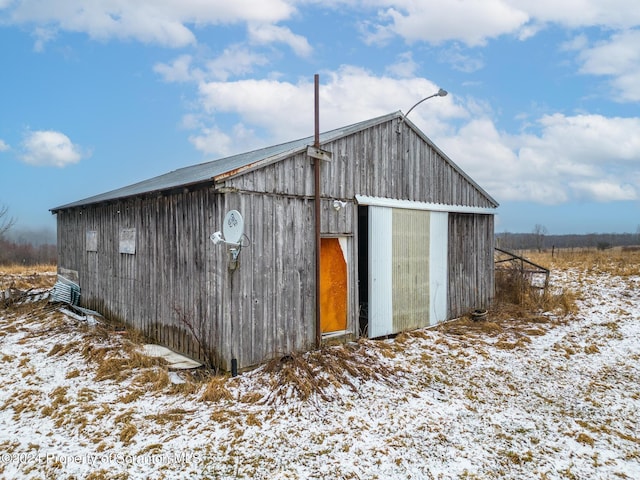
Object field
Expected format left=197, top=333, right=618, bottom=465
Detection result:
left=1, top=249, right=639, bottom=479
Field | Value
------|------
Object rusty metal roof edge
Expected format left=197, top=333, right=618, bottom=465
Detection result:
left=213, top=145, right=309, bottom=183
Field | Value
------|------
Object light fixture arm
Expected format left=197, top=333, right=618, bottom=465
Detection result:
left=397, top=88, right=448, bottom=133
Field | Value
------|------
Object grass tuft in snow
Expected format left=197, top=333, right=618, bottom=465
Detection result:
left=200, top=376, right=233, bottom=402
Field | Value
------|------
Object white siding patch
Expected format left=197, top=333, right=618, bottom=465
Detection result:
left=119, top=228, right=136, bottom=255
left=429, top=212, right=448, bottom=325
left=86, top=230, right=98, bottom=252
left=368, top=206, right=393, bottom=338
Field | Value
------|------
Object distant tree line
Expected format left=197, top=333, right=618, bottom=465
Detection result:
left=497, top=230, right=640, bottom=251
left=0, top=239, right=57, bottom=265
left=0, top=203, right=57, bottom=265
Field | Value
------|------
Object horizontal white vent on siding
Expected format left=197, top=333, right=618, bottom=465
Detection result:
left=355, top=195, right=496, bottom=215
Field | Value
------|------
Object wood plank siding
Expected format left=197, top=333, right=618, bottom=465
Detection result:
left=447, top=213, right=495, bottom=318
left=56, top=190, right=318, bottom=370
left=55, top=115, right=497, bottom=370
left=225, top=121, right=494, bottom=208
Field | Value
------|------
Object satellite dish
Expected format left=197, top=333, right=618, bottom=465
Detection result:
left=223, top=210, right=244, bottom=245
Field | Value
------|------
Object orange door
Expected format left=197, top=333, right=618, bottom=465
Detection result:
left=320, top=238, right=348, bottom=333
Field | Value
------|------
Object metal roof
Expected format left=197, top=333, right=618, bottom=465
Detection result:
left=51, top=111, right=498, bottom=211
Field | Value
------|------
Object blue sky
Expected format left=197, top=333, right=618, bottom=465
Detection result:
left=1, top=0, right=639, bottom=238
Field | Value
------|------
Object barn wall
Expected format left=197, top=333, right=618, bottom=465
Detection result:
left=56, top=191, right=220, bottom=364
left=221, top=192, right=317, bottom=368
left=56, top=188, right=319, bottom=370
left=227, top=119, right=494, bottom=208
left=447, top=213, right=495, bottom=318
left=223, top=118, right=496, bottom=330
left=55, top=115, right=496, bottom=369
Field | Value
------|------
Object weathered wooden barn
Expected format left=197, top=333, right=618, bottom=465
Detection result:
left=52, top=112, right=498, bottom=370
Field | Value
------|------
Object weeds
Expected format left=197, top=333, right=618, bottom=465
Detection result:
left=495, top=266, right=577, bottom=315
left=200, top=376, right=233, bottom=402
left=0, top=264, right=56, bottom=291
left=174, top=305, right=220, bottom=373
left=93, top=350, right=165, bottom=383
left=576, top=432, right=596, bottom=446
left=259, top=341, right=405, bottom=403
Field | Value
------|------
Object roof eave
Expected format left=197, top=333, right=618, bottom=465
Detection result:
left=50, top=177, right=217, bottom=213
left=402, top=115, right=499, bottom=208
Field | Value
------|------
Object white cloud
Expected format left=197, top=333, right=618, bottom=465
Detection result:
left=189, top=123, right=262, bottom=157
left=3, top=0, right=296, bottom=48
left=569, top=180, right=637, bottom=202
left=155, top=46, right=270, bottom=84
left=193, top=70, right=640, bottom=206
left=188, top=126, right=233, bottom=157
left=535, top=113, right=640, bottom=163
left=180, top=113, right=203, bottom=130
left=0, top=139, right=9, bottom=152
left=385, top=51, right=418, bottom=78
left=358, top=0, right=640, bottom=45
left=32, top=26, right=56, bottom=52
left=437, top=117, right=570, bottom=204
left=437, top=45, right=484, bottom=73
left=192, top=66, right=462, bottom=155
left=20, top=130, right=88, bottom=167
left=576, top=29, right=640, bottom=102
left=440, top=113, right=640, bottom=205
left=512, top=0, right=640, bottom=29
left=205, top=45, right=269, bottom=81
left=362, top=0, right=530, bottom=47
left=248, top=23, right=312, bottom=57
left=154, top=54, right=199, bottom=83
left=5, top=0, right=640, bottom=55
left=560, top=33, right=589, bottom=52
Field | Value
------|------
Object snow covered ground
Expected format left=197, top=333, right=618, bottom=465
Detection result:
left=1, top=260, right=639, bottom=479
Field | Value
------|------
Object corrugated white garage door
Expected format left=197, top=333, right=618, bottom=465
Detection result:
left=368, top=206, right=448, bottom=337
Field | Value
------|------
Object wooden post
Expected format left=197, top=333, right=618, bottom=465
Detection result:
left=314, top=74, right=322, bottom=348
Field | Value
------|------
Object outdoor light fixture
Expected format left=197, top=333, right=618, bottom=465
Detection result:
left=397, top=88, right=448, bottom=133
left=332, top=200, right=347, bottom=211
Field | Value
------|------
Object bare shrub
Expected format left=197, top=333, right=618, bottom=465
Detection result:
left=495, top=262, right=577, bottom=315
left=174, top=306, right=220, bottom=373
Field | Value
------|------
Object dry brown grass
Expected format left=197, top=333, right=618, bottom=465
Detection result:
left=0, top=264, right=57, bottom=290
left=497, top=248, right=640, bottom=321
left=144, top=408, right=194, bottom=426
left=119, top=422, right=138, bottom=444
left=436, top=317, right=504, bottom=336
left=0, top=266, right=211, bottom=405
left=133, top=367, right=170, bottom=391
left=200, top=376, right=233, bottom=402
left=527, top=248, right=640, bottom=277
left=93, top=350, right=165, bottom=382
left=2, top=388, right=43, bottom=421
left=260, top=341, right=405, bottom=403
left=0, top=264, right=56, bottom=275
left=495, top=267, right=577, bottom=316
left=438, top=247, right=598, bottom=345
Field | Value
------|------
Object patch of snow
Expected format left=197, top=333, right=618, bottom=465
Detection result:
left=0, top=266, right=638, bottom=478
